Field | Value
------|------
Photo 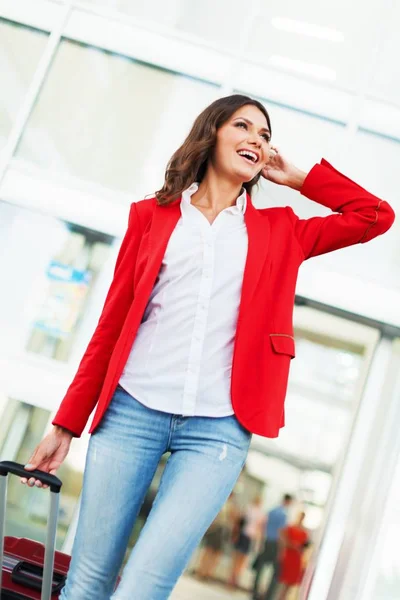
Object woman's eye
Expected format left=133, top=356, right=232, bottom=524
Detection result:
left=261, top=134, right=271, bottom=142
left=235, top=121, right=247, bottom=129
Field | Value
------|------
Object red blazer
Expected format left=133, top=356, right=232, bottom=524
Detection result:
left=53, top=160, right=395, bottom=438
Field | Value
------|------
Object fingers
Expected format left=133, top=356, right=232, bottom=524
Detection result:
left=21, top=451, right=48, bottom=487
left=263, top=146, right=279, bottom=170
left=21, top=463, right=35, bottom=486
left=21, top=477, right=38, bottom=487
left=21, top=463, right=57, bottom=489
left=21, top=460, right=39, bottom=486
left=21, top=475, right=48, bottom=489
left=269, top=146, right=279, bottom=160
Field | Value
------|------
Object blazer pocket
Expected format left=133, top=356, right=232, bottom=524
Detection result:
left=269, top=334, right=296, bottom=359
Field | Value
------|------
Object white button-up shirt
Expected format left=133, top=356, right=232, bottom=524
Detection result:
left=119, top=183, right=248, bottom=416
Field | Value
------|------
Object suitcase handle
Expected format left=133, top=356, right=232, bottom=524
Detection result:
left=0, top=462, right=62, bottom=600
left=0, top=462, right=62, bottom=494
left=12, top=560, right=66, bottom=594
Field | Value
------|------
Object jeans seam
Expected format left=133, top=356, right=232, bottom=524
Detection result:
left=166, top=415, right=175, bottom=450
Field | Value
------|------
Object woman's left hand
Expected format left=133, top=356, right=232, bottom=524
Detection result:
left=261, top=146, right=307, bottom=191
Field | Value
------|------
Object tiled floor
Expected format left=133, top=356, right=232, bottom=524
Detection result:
left=172, top=575, right=249, bottom=599
left=172, top=576, right=302, bottom=600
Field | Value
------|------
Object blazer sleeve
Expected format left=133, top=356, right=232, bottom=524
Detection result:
left=287, top=159, right=395, bottom=260
left=52, top=202, right=142, bottom=436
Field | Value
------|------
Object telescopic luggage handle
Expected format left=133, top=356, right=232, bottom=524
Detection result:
left=0, top=462, right=62, bottom=493
left=0, top=461, right=63, bottom=600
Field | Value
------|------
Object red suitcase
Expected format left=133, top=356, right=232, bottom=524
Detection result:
left=0, top=461, right=68, bottom=599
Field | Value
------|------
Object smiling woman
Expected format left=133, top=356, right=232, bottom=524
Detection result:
left=155, top=95, right=272, bottom=205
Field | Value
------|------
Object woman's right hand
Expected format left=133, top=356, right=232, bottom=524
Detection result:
left=21, top=426, right=74, bottom=488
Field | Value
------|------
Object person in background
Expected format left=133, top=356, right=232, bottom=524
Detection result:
left=276, top=511, right=310, bottom=600
left=229, top=495, right=265, bottom=588
left=252, top=493, right=294, bottom=600
left=195, top=492, right=240, bottom=581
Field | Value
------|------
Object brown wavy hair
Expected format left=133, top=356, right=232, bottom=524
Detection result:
left=155, top=94, right=271, bottom=205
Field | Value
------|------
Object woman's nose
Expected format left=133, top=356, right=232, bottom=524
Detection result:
left=248, top=136, right=261, bottom=148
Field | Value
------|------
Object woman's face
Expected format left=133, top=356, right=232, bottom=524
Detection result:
left=211, top=105, right=271, bottom=184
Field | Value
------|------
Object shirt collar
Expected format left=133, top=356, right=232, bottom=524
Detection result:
left=181, top=183, right=247, bottom=215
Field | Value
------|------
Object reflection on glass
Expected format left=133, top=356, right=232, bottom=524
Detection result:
left=15, top=38, right=218, bottom=194
left=0, top=201, right=114, bottom=362
left=25, top=224, right=113, bottom=362
left=0, top=19, right=48, bottom=151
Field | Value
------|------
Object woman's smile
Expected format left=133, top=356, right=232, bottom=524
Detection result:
left=212, top=104, right=271, bottom=183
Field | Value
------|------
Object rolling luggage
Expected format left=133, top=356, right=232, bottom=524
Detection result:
left=0, top=461, right=69, bottom=599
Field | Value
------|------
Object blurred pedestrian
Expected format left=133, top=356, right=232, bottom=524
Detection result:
left=229, top=495, right=265, bottom=587
left=252, top=493, right=294, bottom=600
left=195, top=492, right=239, bottom=581
left=276, top=511, right=310, bottom=600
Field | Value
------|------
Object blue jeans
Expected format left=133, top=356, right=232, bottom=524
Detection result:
left=60, top=385, right=251, bottom=600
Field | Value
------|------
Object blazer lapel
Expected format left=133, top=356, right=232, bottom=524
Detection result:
left=238, top=196, right=270, bottom=322
left=143, top=199, right=181, bottom=287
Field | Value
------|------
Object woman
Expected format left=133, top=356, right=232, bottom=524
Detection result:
left=195, top=492, right=239, bottom=581
left=195, top=516, right=226, bottom=582
left=21, top=94, right=394, bottom=600
left=276, top=512, right=310, bottom=600
left=229, top=495, right=265, bottom=587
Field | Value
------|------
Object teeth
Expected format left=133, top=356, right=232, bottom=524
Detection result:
left=238, top=150, right=258, bottom=163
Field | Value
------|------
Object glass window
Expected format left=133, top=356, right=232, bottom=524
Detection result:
left=173, top=0, right=257, bottom=49
left=80, top=0, right=256, bottom=50
left=333, top=130, right=400, bottom=294
left=14, top=38, right=219, bottom=196
left=0, top=200, right=114, bottom=362
left=80, top=0, right=183, bottom=26
left=255, top=329, right=365, bottom=473
left=367, top=1, right=400, bottom=105
left=369, top=448, right=400, bottom=600
left=0, top=19, right=49, bottom=152
left=0, top=398, right=89, bottom=548
left=245, top=0, right=376, bottom=92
